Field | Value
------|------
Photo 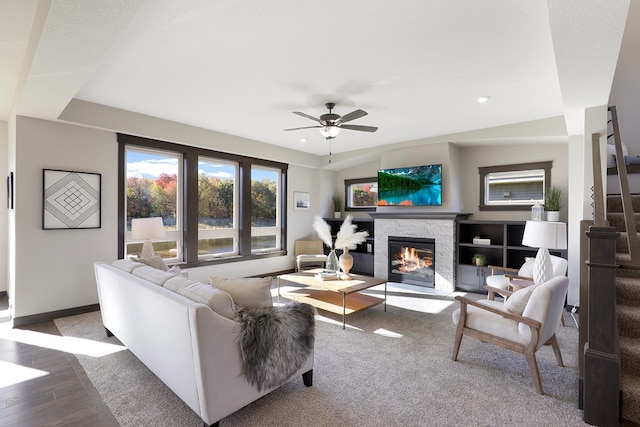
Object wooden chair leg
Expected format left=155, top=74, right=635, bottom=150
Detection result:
left=548, top=334, right=564, bottom=367
left=525, top=349, right=544, bottom=395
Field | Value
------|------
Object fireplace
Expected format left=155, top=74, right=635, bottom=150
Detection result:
left=387, top=236, right=435, bottom=287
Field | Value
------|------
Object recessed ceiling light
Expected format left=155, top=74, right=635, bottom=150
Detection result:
left=300, top=138, right=306, bottom=143
left=477, top=96, right=491, bottom=103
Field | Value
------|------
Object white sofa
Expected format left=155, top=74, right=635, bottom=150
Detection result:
left=94, top=260, right=314, bottom=427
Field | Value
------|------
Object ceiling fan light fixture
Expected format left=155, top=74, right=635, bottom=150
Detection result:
left=319, top=125, right=340, bottom=139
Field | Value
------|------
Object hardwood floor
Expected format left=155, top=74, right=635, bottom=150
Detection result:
left=0, top=296, right=118, bottom=427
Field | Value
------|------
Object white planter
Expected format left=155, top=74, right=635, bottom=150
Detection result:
left=334, top=212, right=340, bottom=218
left=547, top=211, right=560, bottom=222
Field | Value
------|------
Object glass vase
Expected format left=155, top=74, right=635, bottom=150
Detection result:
left=326, top=249, right=339, bottom=273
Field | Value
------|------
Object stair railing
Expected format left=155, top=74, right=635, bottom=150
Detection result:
left=610, top=105, right=640, bottom=265
left=581, top=106, right=623, bottom=426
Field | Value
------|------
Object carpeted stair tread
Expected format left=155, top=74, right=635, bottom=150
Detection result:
left=615, top=258, right=640, bottom=278
left=618, top=304, right=640, bottom=339
left=609, top=212, right=640, bottom=231
left=620, top=336, right=640, bottom=375
left=617, top=278, right=640, bottom=305
left=621, top=373, right=640, bottom=424
left=608, top=195, right=640, bottom=213
left=608, top=213, right=640, bottom=233
left=615, top=231, right=640, bottom=254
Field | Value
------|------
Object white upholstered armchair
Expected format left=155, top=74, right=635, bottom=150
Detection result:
left=452, top=276, right=569, bottom=395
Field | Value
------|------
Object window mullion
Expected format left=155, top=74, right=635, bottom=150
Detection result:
left=239, top=162, right=252, bottom=255
left=185, top=153, right=199, bottom=263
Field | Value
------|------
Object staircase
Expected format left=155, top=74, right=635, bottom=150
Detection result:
left=607, top=195, right=640, bottom=424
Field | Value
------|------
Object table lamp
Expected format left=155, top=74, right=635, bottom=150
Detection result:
left=521, top=220, right=567, bottom=285
left=131, top=217, right=166, bottom=259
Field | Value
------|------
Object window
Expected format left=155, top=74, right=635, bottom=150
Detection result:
left=479, top=161, right=552, bottom=211
left=118, top=134, right=287, bottom=265
left=345, top=177, right=378, bottom=211
left=250, top=165, right=281, bottom=253
left=197, top=157, right=237, bottom=259
left=125, top=147, right=181, bottom=261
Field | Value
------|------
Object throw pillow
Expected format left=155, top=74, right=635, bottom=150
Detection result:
left=209, top=276, right=273, bottom=309
left=517, top=257, right=535, bottom=278
left=132, top=255, right=169, bottom=272
left=504, top=284, right=538, bottom=315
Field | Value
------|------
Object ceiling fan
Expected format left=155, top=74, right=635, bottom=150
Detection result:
left=284, top=102, right=378, bottom=140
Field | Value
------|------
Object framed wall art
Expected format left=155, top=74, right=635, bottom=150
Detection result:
left=43, top=169, right=101, bottom=229
left=293, top=191, right=310, bottom=211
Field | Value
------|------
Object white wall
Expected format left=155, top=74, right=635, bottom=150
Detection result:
left=0, top=120, right=7, bottom=293
left=13, top=117, right=118, bottom=318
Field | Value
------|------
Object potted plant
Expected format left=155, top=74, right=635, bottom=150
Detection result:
left=472, top=253, right=486, bottom=266
left=332, top=194, right=342, bottom=218
left=545, top=185, right=564, bottom=221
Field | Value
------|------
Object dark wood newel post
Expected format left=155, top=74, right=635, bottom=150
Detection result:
left=583, top=225, right=620, bottom=426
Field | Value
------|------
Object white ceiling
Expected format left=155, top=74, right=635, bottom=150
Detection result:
left=1, top=0, right=632, bottom=156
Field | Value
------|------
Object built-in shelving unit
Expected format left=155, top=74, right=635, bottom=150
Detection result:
left=323, top=218, right=374, bottom=276
left=456, top=220, right=564, bottom=293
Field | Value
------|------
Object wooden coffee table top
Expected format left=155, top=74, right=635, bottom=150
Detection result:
left=277, top=268, right=386, bottom=295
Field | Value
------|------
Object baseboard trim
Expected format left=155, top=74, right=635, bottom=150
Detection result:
left=12, top=304, right=100, bottom=328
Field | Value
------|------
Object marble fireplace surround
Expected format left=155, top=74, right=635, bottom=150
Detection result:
left=370, top=212, right=471, bottom=292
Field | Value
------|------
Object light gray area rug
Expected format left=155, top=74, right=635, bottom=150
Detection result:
left=54, top=284, right=587, bottom=426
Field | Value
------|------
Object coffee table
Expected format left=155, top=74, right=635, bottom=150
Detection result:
left=277, top=268, right=387, bottom=329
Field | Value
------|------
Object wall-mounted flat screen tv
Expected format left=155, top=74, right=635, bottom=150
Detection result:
left=377, top=164, right=442, bottom=206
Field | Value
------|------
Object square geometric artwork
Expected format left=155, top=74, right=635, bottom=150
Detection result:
left=43, top=169, right=101, bottom=229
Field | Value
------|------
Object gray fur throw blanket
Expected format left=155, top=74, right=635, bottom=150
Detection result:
left=235, top=302, right=316, bottom=391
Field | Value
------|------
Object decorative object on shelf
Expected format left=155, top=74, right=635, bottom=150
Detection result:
left=472, top=237, right=491, bottom=245
left=531, top=203, right=544, bottom=221
left=132, top=217, right=166, bottom=258
left=312, top=214, right=368, bottom=273
left=326, top=249, right=339, bottom=272
left=43, top=169, right=101, bottom=229
left=339, top=248, right=354, bottom=275
left=332, top=194, right=342, bottom=218
left=522, top=220, right=567, bottom=285
left=293, top=191, right=310, bottom=211
left=544, top=185, right=564, bottom=222
left=472, top=253, right=486, bottom=266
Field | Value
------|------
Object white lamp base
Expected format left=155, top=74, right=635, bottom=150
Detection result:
left=140, top=239, right=156, bottom=259
left=533, top=248, right=553, bottom=285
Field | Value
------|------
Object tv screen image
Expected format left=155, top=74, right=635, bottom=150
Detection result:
left=377, top=164, right=442, bottom=206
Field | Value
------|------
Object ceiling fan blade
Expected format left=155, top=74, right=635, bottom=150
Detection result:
left=293, top=111, right=322, bottom=123
left=338, top=109, right=368, bottom=124
left=340, top=124, right=378, bottom=132
left=284, top=125, right=321, bottom=131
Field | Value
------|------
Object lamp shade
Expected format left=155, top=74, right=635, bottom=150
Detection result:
left=522, top=220, right=567, bottom=250
left=131, top=217, right=166, bottom=240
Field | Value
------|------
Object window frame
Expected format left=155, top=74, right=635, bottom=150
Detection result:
left=478, top=161, right=552, bottom=211
left=118, top=134, right=288, bottom=266
left=344, top=177, right=378, bottom=212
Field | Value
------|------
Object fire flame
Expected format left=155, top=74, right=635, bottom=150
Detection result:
left=396, top=246, right=432, bottom=273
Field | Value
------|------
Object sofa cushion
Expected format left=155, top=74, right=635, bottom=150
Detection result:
left=132, top=265, right=180, bottom=286
left=210, top=276, right=273, bottom=309
left=111, top=258, right=145, bottom=273
left=165, top=276, right=236, bottom=319
left=132, top=255, right=169, bottom=271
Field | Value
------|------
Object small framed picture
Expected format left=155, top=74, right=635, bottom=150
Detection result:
left=293, top=191, right=310, bottom=211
